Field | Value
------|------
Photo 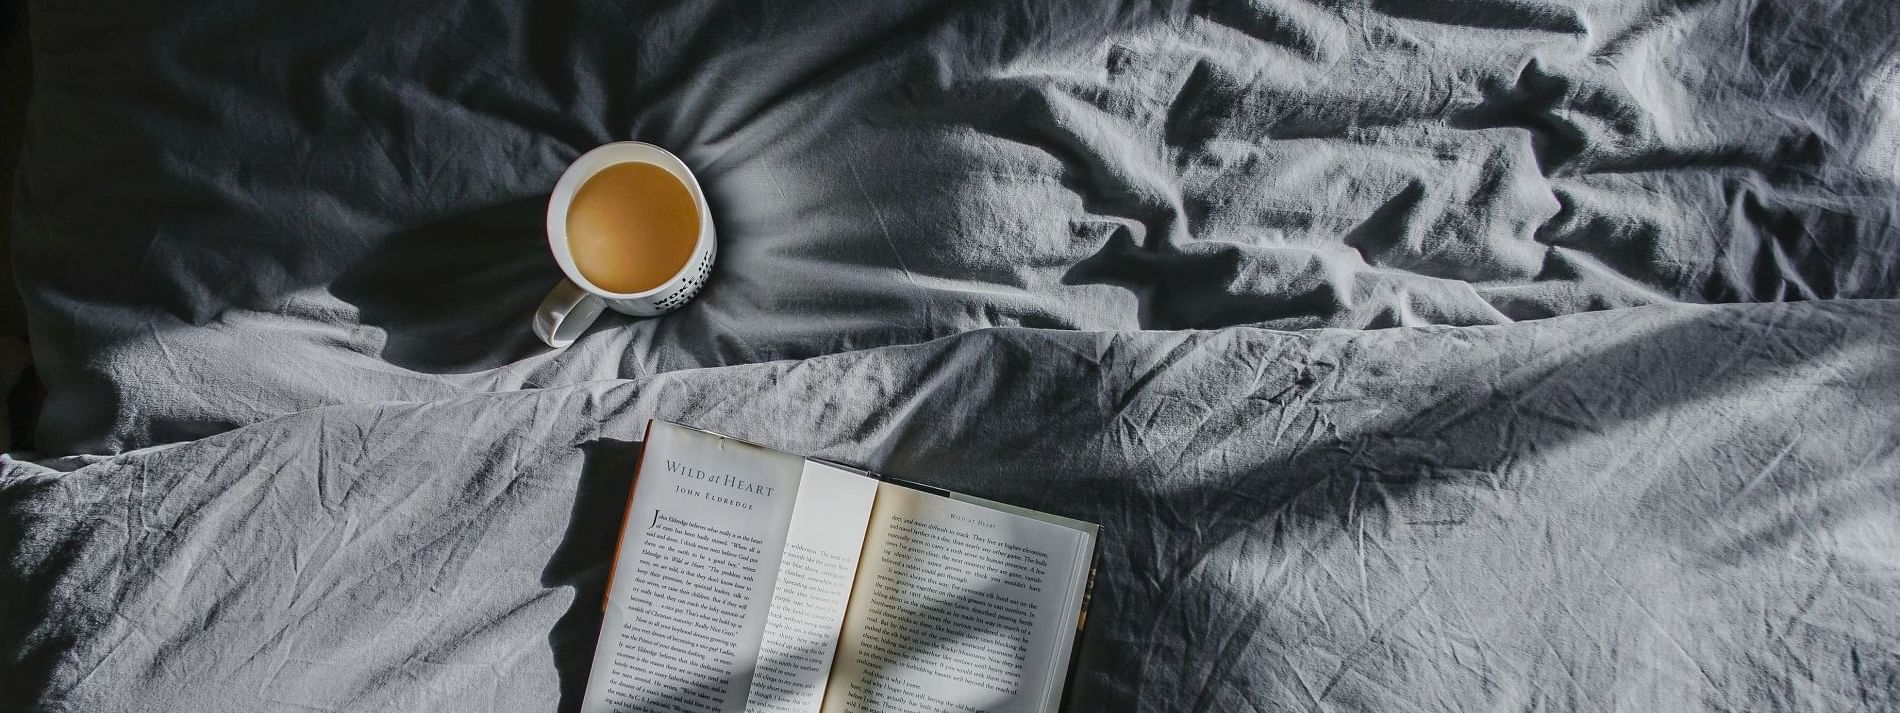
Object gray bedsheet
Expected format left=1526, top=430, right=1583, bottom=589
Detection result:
left=9, top=0, right=1900, bottom=710
left=6, top=301, right=1899, bottom=711
left=14, top=0, right=1900, bottom=454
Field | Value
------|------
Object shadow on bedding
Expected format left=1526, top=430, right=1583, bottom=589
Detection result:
left=1034, top=305, right=1900, bottom=709
left=541, top=436, right=642, bottom=710
left=331, top=195, right=569, bottom=374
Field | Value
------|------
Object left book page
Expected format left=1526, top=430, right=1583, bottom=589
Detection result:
left=579, top=421, right=875, bottom=713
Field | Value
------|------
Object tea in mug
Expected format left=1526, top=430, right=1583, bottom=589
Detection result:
left=565, top=162, right=701, bottom=294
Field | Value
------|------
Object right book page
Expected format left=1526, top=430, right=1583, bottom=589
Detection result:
left=820, top=482, right=1097, bottom=713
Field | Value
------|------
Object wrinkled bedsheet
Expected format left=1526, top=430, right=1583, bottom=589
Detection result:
left=9, top=0, right=1900, bottom=710
left=15, top=0, right=1900, bottom=454
left=6, top=301, right=1900, bottom=711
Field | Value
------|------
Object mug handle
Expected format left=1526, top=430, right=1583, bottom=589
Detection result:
left=533, top=279, right=606, bottom=349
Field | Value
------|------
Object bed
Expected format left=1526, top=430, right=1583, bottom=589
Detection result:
left=5, top=0, right=1899, bottom=710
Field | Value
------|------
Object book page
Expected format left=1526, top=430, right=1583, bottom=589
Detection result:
left=742, top=461, right=881, bottom=713
left=580, top=421, right=807, bottom=713
left=821, top=483, right=1097, bottom=713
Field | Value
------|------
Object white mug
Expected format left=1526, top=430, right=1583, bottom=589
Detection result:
left=532, top=141, right=717, bottom=349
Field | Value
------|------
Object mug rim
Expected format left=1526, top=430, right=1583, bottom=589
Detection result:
left=546, top=141, right=713, bottom=300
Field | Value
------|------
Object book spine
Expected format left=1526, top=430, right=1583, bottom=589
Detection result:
left=1057, top=533, right=1104, bottom=712
left=600, top=418, right=659, bottom=612
left=880, top=474, right=952, bottom=497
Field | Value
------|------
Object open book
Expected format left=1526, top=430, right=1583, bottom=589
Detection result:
left=580, top=420, right=1101, bottom=713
